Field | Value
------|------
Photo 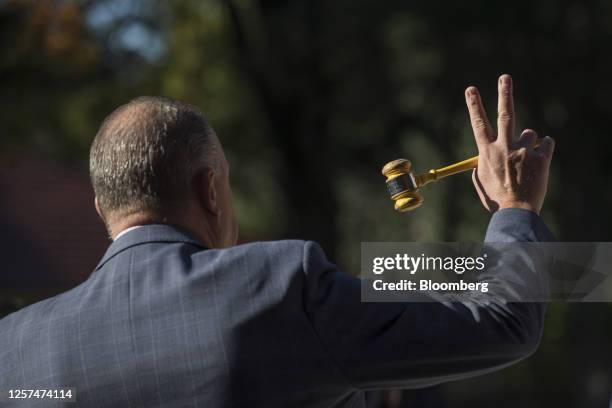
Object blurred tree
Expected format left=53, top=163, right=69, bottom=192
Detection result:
left=1, top=0, right=611, bottom=406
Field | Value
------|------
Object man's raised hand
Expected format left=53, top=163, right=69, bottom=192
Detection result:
left=465, top=74, right=555, bottom=214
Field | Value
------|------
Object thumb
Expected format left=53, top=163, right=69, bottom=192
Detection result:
left=472, top=168, right=494, bottom=213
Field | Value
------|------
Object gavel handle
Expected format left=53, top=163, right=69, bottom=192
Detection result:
left=434, top=155, right=479, bottom=179
left=414, top=155, right=478, bottom=187
left=415, top=140, right=541, bottom=187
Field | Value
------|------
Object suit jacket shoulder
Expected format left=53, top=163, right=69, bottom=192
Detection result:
left=0, top=230, right=354, bottom=407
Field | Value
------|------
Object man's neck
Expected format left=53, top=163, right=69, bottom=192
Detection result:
left=114, top=225, right=145, bottom=241
left=108, top=212, right=217, bottom=248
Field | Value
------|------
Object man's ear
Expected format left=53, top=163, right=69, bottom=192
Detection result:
left=196, top=167, right=219, bottom=215
left=94, top=197, right=106, bottom=222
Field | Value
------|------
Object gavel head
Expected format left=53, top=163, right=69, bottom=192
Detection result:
left=381, top=159, right=423, bottom=212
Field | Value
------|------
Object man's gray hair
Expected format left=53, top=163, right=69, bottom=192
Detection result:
left=90, top=96, right=216, bottom=222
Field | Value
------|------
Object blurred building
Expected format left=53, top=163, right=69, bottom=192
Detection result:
left=0, top=155, right=108, bottom=315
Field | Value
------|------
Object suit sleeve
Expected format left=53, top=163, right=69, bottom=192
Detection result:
left=301, top=208, right=555, bottom=390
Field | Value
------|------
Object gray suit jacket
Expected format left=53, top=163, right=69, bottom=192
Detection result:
left=0, top=208, right=554, bottom=407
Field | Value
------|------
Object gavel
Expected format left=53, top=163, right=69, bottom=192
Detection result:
left=382, top=154, right=479, bottom=212
left=382, top=140, right=543, bottom=211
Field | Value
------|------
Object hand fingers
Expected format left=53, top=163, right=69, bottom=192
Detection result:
left=518, top=129, right=538, bottom=149
left=497, top=74, right=515, bottom=146
left=536, top=136, right=555, bottom=162
left=465, top=86, right=495, bottom=150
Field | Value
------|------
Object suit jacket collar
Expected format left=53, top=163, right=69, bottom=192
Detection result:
left=94, top=224, right=207, bottom=271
